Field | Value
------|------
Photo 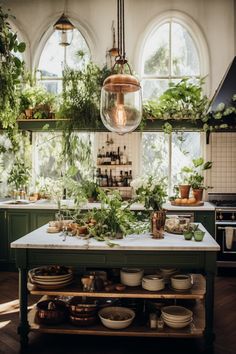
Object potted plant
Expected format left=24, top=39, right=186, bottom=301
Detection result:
left=7, top=159, right=31, bottom=197
left=131, top=176, right=167, bottom=238
left=181, top=157, right=213, bottom=201
left=80, top=180, right=100, bottom=202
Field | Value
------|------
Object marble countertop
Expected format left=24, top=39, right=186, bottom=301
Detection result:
left=0, top=200, right=215, bottom=211
left=11, top=223, right=220, bottom=251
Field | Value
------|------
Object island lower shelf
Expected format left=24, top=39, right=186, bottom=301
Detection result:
left=28, top=299, right=205, bottom=338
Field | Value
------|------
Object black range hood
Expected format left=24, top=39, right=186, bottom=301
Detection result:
left=210, top=56, right=236, bottom=112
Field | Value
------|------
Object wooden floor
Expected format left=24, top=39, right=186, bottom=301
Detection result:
left=0, top=270, right=235, bottom=354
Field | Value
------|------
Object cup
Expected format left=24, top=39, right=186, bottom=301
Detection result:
left=194, top=230, right=205, bottom=242
left=183, top=231, right=193, bottom=240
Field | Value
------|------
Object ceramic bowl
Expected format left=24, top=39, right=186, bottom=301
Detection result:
left=99, top=306, right=135, bottom=329
left=120, top=268, right=144, bottom=286
left=170, top=274, right=192, bottom=290
left=161, top=306, right=193, bottom=322
left=142, top=275, right=165, bottom=291
left=36, top=300, right=67, bottom=325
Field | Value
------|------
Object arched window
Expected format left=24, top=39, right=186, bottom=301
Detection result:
left=141, top=19, right=201, bottom=100
left=140, top=15, right=207, bottom=195
left=38, top=28, right=90, bottom=94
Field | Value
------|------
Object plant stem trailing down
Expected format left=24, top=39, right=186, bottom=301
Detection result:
left=0, top=5, right=26, bottom=127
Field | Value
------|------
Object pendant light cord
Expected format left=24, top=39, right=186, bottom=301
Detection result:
left=117, top=0, right=126, bottom=61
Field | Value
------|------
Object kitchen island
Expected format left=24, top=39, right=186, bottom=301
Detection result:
left=11, top=223, right=219, bottom=351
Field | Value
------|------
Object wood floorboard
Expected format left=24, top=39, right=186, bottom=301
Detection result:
left=0, top=271, right=235, bottom=354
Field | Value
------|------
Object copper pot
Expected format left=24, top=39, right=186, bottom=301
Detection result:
left=36, top=300, right=67, bottom=325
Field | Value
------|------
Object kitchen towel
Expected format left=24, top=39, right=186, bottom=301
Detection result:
left=225, top=227, right=235, bottom=249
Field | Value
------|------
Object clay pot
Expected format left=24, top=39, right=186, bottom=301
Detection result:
left=151, top=210, right=166, bottom=239
left=179, top=185, right=191, bottom=199
left=192, top=188, right=203, bottom=202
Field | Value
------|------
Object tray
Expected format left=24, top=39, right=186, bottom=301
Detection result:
left=170, top=201, right=204, bottom=207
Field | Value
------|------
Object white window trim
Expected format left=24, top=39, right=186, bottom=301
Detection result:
left=134, top=10, right=210, bottom=95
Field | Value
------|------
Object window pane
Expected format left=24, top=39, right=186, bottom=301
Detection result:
left=171, top=22, right=200, bottom=76
left=142, top=133, right=169, bottom=179
left=38, top=29, right=90, bottom=79
left=39, top=79, right=63, bottom=94
left=171, top=132, right=201, bottom=190
left=142, top=23, right=169, bottom=76
left=142, top=79, right=169, bottom=100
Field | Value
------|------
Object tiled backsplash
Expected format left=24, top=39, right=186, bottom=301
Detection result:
left=209, top=133, right=236, bottom=193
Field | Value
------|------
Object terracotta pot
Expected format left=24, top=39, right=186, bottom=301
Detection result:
left=179, top=185, right=191, bottom=199
left=151, top=210, right=166, bottom=239
left=192, top=188, right=203, bottom=202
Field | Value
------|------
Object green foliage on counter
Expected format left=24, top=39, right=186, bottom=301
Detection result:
left=86, top=190, right=148, bottom=244
left=181, top=157, right=213, bottom=190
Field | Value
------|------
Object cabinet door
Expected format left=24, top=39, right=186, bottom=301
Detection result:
left=30, top=210, right=56, bottom=232
left=7, top=211, right=30, bottom=262
left=0, top=210, right=7, bottom=263
left=194, top=211, right=215, bottom=238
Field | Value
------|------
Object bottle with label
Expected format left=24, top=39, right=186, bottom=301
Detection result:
left=122, top=145, right=128, bottom=165
left=97, top=149, right=102, bottom=165
left=116, top=147, right=120, bottom=165
left=101, top=146, right=105, bottom=165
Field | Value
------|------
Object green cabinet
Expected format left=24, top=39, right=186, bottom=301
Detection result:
left=30, top=210, right=56, bottom=231
left=194, top=211, right=215, bottom=238
left=7, top=211, right=31, bottom=262
left=0, top=210, right=7, bottom=263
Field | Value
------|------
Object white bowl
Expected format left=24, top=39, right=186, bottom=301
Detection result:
left=142, top=275, right=165, bottom=291
left=163, top=317, right=192, bottom=329
left=98, top=307, right=135, bottom=329
left=170, top=274, right=192, bottom=290
left=120, top=268, right=144, bottom=286
left=161, top=306, right=193, bottom=322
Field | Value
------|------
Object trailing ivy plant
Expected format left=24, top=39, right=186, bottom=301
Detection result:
left=0, top=5, right=26, bottom=127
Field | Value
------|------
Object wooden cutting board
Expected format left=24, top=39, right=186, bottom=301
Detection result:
left=171, top=201, right=204, bottom=207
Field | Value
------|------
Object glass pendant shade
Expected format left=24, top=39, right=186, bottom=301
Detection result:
left=53, top=14, right=74, bottom=46
left=100, top=73, right=142, bottom=135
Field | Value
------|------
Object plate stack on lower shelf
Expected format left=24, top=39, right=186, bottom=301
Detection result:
left=28, top=266, right=73, bottom=290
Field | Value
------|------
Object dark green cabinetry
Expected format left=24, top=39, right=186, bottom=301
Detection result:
left=0, top=210, right=7, bottom=263
left=7, top=211, right=31, bottom=262
left=194, top=211, right=215, bottom=238
left=30, top=211, right=56, bottom=231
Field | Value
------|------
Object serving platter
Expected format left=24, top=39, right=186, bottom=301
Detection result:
left=170, top=201, right=204, bottom=207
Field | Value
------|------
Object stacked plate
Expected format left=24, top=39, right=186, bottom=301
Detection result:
left=161, top=306, right=193, bottom=329
left=28, top=266, right=73, bottom=290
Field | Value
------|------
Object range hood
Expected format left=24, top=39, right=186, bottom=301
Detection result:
left=210, top=56, right=236, bottom=112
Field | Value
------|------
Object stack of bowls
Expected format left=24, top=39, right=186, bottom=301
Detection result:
left=68, top=297, right=97, bottom=326
left=28, top=266, right=73, bottom=290
left=170, top=274, right=193, bottom=291
left=157, top=268, right=178, bottom=284
left=161, top=306, right=193, bottom=329
left=120, top=268, right=144, bottom=286
left=142, top=275, right=165, bottom=291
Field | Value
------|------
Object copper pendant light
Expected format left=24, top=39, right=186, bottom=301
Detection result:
left=100, top=0, right=142, bottom=135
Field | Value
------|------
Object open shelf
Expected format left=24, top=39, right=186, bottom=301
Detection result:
left=97, top=164, right=132, bottom=168
left=28, top=298, right=205, bottom=338
left=30, top=274, right=205, bottom=300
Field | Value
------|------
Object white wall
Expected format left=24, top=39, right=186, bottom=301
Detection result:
left=2, top=0, right=235, bottom=97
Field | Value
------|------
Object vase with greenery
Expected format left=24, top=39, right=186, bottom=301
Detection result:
left=181, top=157, right=213, bottom=201
left=0, top=5, right=26, bottom=127
left=131, top=175, right=167, bottom=238
left=80, top=179, right=100, bottom=202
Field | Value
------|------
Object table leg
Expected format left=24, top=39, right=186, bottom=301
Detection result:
left=18, top=267, right=29, bottom=350
left=204, top=271, right=215, bottom=349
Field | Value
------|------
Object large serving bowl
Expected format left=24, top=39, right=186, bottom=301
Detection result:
left=98, top=306, right=135, bottom=329
left=162, top=306, right=193, bottom=322
left=170, top=274, right=193, bottom=290
left=120, top=268, right=144, bottom=286
left=36, top=300, right=67, bottom=325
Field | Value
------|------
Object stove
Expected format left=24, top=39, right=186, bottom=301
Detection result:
left=208, top=193, right=236, bottom=267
